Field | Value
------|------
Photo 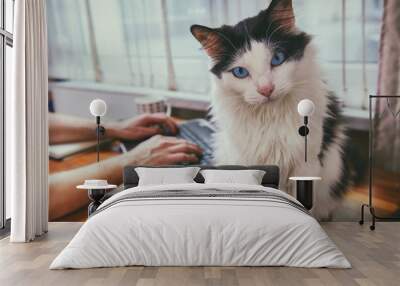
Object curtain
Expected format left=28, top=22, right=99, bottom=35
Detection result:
left=7, top=0, right=49, bottom=242
left=374, top=0, right=400, bottom=172
left=377, top=0, right=400, bottom=96
left=46, top=0, right=94, bottom=82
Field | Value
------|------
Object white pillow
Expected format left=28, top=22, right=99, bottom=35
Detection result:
left=200, top=169, right=266, bottom=185
left=135, top=167, right=200, bottom=186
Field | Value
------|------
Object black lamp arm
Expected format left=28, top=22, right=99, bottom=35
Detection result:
left=298, top=116, right=309, bottom=136
left=95, top=116, right=106, bottom=162
left=298, top=116, right=309, bottom=162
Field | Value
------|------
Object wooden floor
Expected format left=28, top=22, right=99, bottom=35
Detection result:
left=0, top=222, right=399, bottom=286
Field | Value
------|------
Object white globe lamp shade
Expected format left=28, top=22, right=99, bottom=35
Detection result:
left=90, top=99, right=107, bottom=117
left=297, top=99, right=315, bottom=117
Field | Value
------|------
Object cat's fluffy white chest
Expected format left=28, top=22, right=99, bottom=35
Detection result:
left=211, top=83, right=327, bottom=187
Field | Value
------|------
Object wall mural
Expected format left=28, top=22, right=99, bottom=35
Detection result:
left=46, top=0, right=397, bottom=222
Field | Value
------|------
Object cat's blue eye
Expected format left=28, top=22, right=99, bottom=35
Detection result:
left=271, top=51, right=286, bottom=67
left=231, top=67, right=250, bottom=79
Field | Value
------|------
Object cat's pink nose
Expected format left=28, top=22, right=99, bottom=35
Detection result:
left=257, top=84, right=275, bottom=97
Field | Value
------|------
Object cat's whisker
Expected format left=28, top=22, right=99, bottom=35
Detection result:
left=290, top=80, right=311, bottom=87
left=201, top=50, right=232, bottom=58
left=266, top=22, right=293, bottom=46
left=200, top=45, right=237, bottom=58
left=265, top=21, right=274, bottom=38
left=269, top=22, right=292, bottom=40
left=243, top=21, right=251, bottom=47
left=267, top=40, right=290, bottom=50
left=214, top=31, right=239, bottom=51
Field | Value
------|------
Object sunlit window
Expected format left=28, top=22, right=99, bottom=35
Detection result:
left=46, top=0, right=382, bottom=110
left=295, top=0, right=382, bottom=109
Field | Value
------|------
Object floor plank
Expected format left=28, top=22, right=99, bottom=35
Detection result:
left=0, top=222, right=399, bottom=286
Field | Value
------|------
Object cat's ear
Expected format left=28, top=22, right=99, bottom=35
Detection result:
left=190, top=25, right=224, bottom=59
left=267, top=0, right=295, bottom=29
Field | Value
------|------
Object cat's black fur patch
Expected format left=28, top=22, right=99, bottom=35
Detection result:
left=319, top=93, right=343, bottom=163
left=319, top=93, right=351, bottom=198
left=199, top=9, right=311, bottom=77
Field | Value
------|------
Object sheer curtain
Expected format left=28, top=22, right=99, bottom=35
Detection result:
left=7, top=0, right=48, bottom=242
left=46, top=0, right=94, bottom=81
left=377, top=0, right=400, bottom=97
left=375, top=0, right=400, bottom=170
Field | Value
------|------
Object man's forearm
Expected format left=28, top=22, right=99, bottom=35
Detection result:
left=49, top=113, right=99, bottom=144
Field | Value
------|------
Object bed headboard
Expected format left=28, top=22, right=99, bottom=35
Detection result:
left=123, top=165, right=280, bottom=189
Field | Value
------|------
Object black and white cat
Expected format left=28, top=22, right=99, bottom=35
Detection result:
left=191, top=0, right=350, bottom=219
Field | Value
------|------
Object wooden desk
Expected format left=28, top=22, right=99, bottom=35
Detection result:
left=49, top=150, right=119, bottom=222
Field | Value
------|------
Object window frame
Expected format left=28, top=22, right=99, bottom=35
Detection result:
left=0, top=0, right=13, bottom=233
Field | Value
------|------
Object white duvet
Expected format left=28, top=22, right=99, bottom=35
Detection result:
left=50, top=183, right=350, bottom=269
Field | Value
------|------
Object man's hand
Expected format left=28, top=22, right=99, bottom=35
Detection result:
left=128, top=135, right=203, bottom=165
left=107, top=113, right=178, bottom=141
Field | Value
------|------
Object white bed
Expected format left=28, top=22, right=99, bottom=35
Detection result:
left=50, top=183, right=350, bottom=269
